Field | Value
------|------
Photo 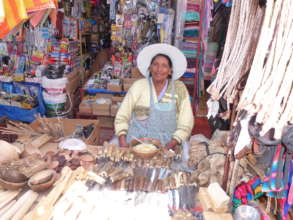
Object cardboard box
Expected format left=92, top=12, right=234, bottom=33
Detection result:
left=97, top=116, right=115, bottom=129
left=30, top=118, right=100, bottom=145
left=79, top=101, right=93, bottom=115
left=92, top=103, right=111, bottom=116
left=95, top=93, right=113, bottom=99
left=110, top=104, right=119, bottom=116
left=112, top=95, right=124, bottom=103
left=107, top=83, right=122, bottom=92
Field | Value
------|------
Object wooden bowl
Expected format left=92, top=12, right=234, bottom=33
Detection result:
left=0, top=177, right=27, bottom=190
left=130, top=138, right=161, bottom=159
left=0, top=167, right=28, bottom=183
left=130, top=137, right=162, bottom=148
left=28, top=169, right=56, bottom=192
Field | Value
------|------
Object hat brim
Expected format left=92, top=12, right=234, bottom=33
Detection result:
left=137, top=43, right=187, bottom=80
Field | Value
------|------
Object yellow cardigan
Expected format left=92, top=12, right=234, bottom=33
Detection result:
left=114, top=78, right=194, bottom=144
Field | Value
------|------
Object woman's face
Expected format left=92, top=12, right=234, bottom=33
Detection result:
left=149, top=56, right=172, bottom=83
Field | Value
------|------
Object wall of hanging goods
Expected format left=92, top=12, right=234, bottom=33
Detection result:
left=0, top=0, right=217, bottom=120
left=76, top=0, right=176, bottom=124
left=0, top=0, right=111, bottom=121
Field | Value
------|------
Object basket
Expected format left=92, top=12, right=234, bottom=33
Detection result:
left=0, top=177, right=27, bottom=190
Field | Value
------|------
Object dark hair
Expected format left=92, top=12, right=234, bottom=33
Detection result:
left=150, top=53, right=173, bottom=68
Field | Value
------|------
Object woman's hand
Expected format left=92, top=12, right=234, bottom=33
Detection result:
left=119, top=135, right=128, bottom=148
left=165, top=139, right=179, bottom=151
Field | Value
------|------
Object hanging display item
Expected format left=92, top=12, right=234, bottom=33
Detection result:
left=207, top=0, right=265, bottom=103
left=237, top=0, right=293, bottom=139
left=174, top=0, right=214, bottom=99
left=0, top=0, right=57, bottom=39
left=0, top=0, right=111, bottom=120
left=0, top=0, right=28, bottom=39
left=109, top=0, right=173, bottom=79
left=24, top=0, right=55, bottom=13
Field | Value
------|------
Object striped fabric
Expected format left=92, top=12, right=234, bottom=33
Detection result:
left=0, top=0, right=56, bottom=39
left=0, top=0, right=28, bottom=38
left=24, top=0, right=55, bottom=13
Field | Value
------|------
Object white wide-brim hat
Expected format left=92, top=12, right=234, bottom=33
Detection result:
left=137, top=43, right=187, bottom=80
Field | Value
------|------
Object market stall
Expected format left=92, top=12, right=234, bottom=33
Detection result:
left=0, top=0, right=292, bottom=219
left=0, top=115, right=236, bottom=219
left=0, top=0, right=111, bottom=120
left=207, top=0, right=293, bottom=219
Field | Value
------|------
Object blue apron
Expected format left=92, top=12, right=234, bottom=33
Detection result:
left=126, top=78, right=176, bottom=146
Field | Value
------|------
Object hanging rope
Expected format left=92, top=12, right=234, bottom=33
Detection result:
left=237, top=0, right=293, bottom=138
left=207, top=0, right=265, bottom=103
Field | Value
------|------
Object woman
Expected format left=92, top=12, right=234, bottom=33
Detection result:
left=114, top=43, right=194, bottom=156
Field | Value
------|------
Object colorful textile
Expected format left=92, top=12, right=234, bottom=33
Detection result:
left=186, top=3, right=200, bottom=12
left=24, top=0, right=55, bottom=13
left=0, top=0, right=28, bottom=38
left=262, top=144, right=286, bottom=195
left=183, top=29, right=199, bottom=38
left=184, top=21, right=200, bottom=26
left=184, top=11, right=200, bottom=21
left=282, top=159, right=293, bottom=218
left=182, top=50, right=197, bottom=56
left=0, top=0, right=56, bottom=39
left=232, top=176, right=264, bottom=210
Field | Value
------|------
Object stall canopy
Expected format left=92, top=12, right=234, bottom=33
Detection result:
left=0, top=0, right=57, bottom=39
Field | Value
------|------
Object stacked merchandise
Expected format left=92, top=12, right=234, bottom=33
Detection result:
left=0, top=27, right=81, bottom=118
left=175, top=0, right=214, bottom=100
left=90, top=2, right=111, bottom=50
left=110, top=0, right=174, bottom=79
left=42, top=37, right=82, bottom=117
left=0, top=81, right=45, bottom=122
left=78, top=62, right=123, bottom=117
left=200, top=0, right=214, bottom=81
left=175, top=0, right=201, bottom=79
left=0, top=0, right=112, bottom=121
left=77, top=0, right=174, bottom=119
left=47, top=39, right=80, bottom=75
left=0, top=25, right=82, bottom=83
left=77, top=0, right=111, bottom=76
left=0, top=26, right=55, bottom=83
left=63, top=17, right=79, bottom=41
left=0, top=39, right=24, bottom=82
left=0, top=29, right=51, bottom=122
